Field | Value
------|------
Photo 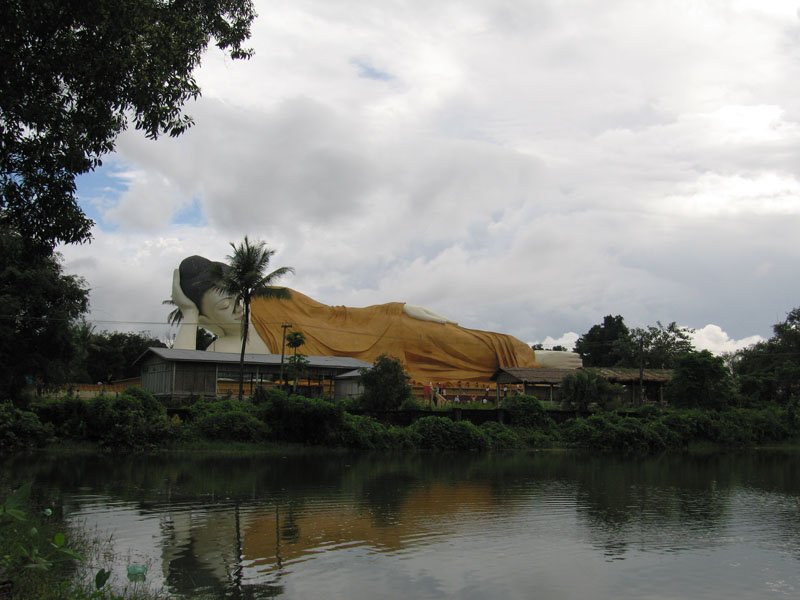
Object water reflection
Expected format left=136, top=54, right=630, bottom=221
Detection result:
left=2, top=450, right=800, bottom=599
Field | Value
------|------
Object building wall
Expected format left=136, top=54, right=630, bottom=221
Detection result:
left=141, top=358, right=173, bottom=396
left=335, top=379, right=363, bottom=400
left=174, top=363, right=217, bottom=397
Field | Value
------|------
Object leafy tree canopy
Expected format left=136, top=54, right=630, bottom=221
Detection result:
left=0, top=0, right=256, bottom=248
left=81, top=330, right=165, bottom=384
left=560, top=370, right=622, bottom=411
left=575, top=316, right=694, bottom=369
left=0, top=225, right=89, bottom=398
left=625, top=321, right=695, bottom=369
left=574, top=315, right=631, bottom=367
left=666, top=350, right=737, bottom=409
left=359, top=354, right=412, bottom=411
left=733, top=307, right=800, bottom=405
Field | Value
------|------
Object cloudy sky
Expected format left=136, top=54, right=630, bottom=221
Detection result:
left=62, top=0, right=800, bottom=354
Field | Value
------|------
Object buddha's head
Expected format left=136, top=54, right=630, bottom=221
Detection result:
left=178, top=256, right=242, bottom=336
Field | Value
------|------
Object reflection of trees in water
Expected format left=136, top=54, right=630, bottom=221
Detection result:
left=566, top=452, right=783, bottom=559
left=4, top=449, right=800, bottom=589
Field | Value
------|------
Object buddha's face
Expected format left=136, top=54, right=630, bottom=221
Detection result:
left=200, top=289, right=243, bottom=335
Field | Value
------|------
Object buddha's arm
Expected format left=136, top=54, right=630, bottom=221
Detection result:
left=403, top=304, right=458, bottom=325
left=172, top=269, right=200, bottom=350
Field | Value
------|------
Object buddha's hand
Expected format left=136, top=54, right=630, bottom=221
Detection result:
left=172, top=269, right=199, bottom=323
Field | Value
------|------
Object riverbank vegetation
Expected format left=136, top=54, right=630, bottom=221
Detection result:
left=2, top=386, right=798, bottom=456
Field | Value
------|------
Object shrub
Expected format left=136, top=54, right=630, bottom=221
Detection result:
left=84, top=390, right=173, bottom=450
left=259, top=394, right=345, bottom=445
left=193, top=410, right=267, bottom=442
left=0, top=402, right=52, bottom=451
left=480, top=422, right=524, bottom=450
left=559, top=413, right=673, bottom=453
left=338, top=413, right=391, bottom=449
left=31, top=395, right=89, bottom=439
left=514, top=428, right=556, bottom=449
left=561, top=371, right=622, bottom=410
left=386, top=425, right=422, bottom=451
left=502, top=395, right=553, bottom=429
left=252, top=386, right=289, bottom=405
left=409, top=416, right=488, bottom=451
left=399, top=397, right=425, bottom=411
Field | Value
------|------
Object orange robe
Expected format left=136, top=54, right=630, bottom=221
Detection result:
left=251, top=289, right=537, bottom=384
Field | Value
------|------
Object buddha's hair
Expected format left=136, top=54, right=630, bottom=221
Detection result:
left=178, top=255, right=228, bottom=315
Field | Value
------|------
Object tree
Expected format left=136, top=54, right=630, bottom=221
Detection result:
left=212, top=237, right=293, bottom=400
left=626, top=322, right=695, bottom=369
left=359, top=354, right=412, bottom=411
left=666, top=351, right=736, bottom=409
left=734, top=307, right=800, bottom=405
left=574, top=315, right=631, bottom=367
left=561, top=371, right=622, bottom=411
left=82, top=331, right=165, bottom=383
left=0, top=225, right=89, bottom=399
left=286, top=355, right=310, bottom=394
left=286, top=331, right=307, bottom=393
left=1, top=0, right=256, bottom=248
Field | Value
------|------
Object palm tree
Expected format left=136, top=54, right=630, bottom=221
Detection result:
left=286, top=331, right=306, bottom=392
left=212, top=237, right=293, bottom=399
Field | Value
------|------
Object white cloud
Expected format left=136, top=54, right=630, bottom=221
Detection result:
left=690, top=324, right=764, bottom=355
left=533, top=332, right=579, bottom=351
left=68, top=0, right=800, bottom=350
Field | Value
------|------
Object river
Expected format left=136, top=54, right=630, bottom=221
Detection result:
left=2, top=449, right=799, bottom=599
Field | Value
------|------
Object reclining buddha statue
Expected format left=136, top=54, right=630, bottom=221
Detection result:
left=171, top=255, right=544, bottom=384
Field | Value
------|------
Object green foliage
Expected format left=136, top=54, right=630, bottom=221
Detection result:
left=502, top=394, right=554, bottom=428
left=666, top=350, right=737, bottom=409
left=360, top=354, right=412, bottom=411
left=286, top=354, right=310, bottom=392
left=1, top=0, right=256, bottom=248
left=0, top=402, right=52, bottom=451
left=252, top=386, right=289, bottom=405
left=399, top=397, right=426, bottom=411
left=561, top=371, right=622, bottom=411
left=190, top=398, right=267, bottom=442
left=258, top=394, right=345, bottom=445
left=559, top=405, right=798, bottom=452
left=560, top=413, right=676, bottom=453
left=81, top=331, right=165, bottom=384
left=408, top=416, right=489, bottom=451
left=338, top=414, right=391, bottom=450
left=0, top=484, right=83, bottom=586
left=625, top=322, right=695, bottom=369
left=386, top=425, right=423, bottom=451
left=734, top=307, right=800, bottom=405
left=0, top=226, right=89, bottom=398
left=574, top=315, right=631, bottom=367
left=575, top=316, right=695, bottom=370
left=480, top=422, right=525, bottom=449
left=84, top=389, right=173, bottom=450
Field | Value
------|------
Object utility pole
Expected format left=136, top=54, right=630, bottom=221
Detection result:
left=638, top=335, right=645, bottom=405
left=279, top=323, right=292, bottom=389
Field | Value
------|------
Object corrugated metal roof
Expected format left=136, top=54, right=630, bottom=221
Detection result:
left=586, top=367, right=673, bottom=382
left=335, top=369, right=365, bottom=379
left=136, top=347, right=371, bottom=370
left=491, top=368, right=576, bottom=384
